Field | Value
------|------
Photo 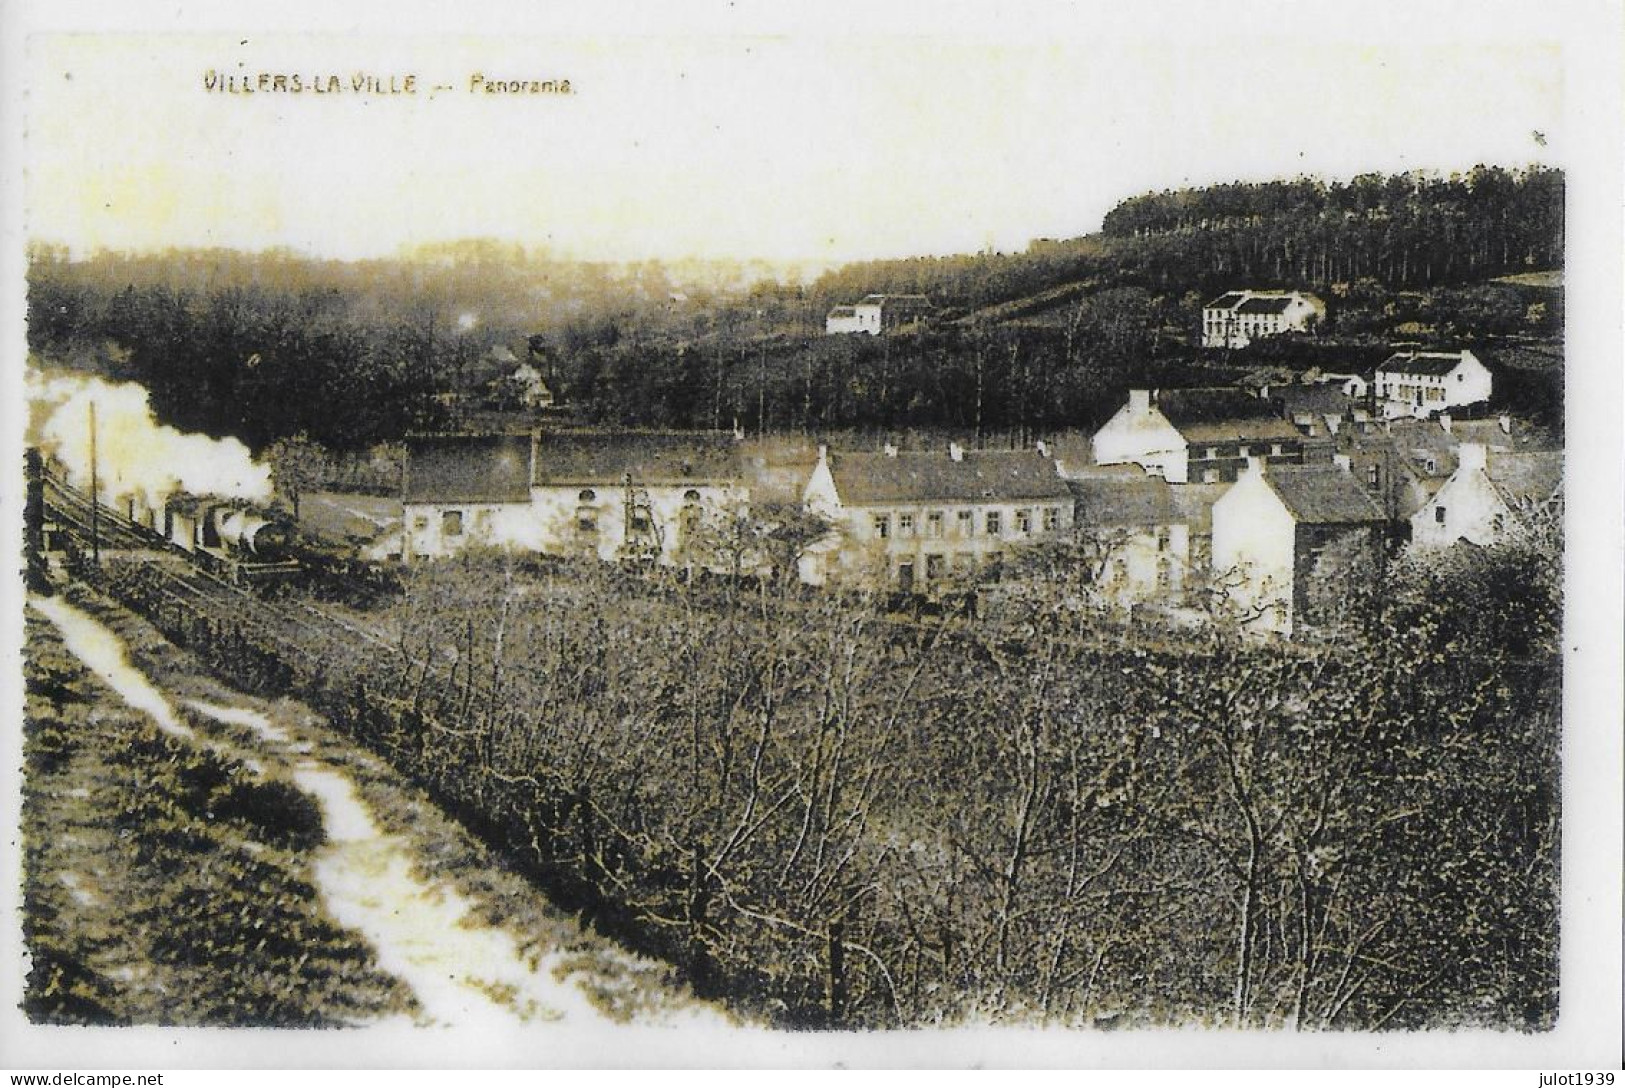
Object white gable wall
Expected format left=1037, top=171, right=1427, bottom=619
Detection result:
left=1091, top=393, right=1190, bottom=483
left=1211, top=470, right=1298, bottom=636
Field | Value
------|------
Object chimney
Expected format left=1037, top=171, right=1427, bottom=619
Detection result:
left=949, top=441, right=965, bottom=462
left=1128, top=389, right=1151, bottom=414
left=1241, top=454, right=1264, bottom=478
left=883, top=443, right=898, bottom=458
left=1457, top=442, right=1487, bottom=474
left=1035, top=439, right=1048, bottom=457
left=1439, top=413, right=1453, bottom=434
left=816, top=443, right=828, bottom=466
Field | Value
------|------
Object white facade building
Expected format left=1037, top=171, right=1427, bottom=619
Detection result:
left=1373, top=349, right=1493, bottom=420
left=801, top=443, right=1072, bottom=590
left=400, top=432, right=749, bottom=567
left=1202, top=291, right=1326, bottom=349
left=1211, top=460, right=1385, bottom=638
left=1409, top=443, right=1563, bottom=550
left=825, top=294, right=932, bottom=335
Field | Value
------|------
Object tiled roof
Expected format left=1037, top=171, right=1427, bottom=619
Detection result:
left=1068, top=474, right=1179, bottom=528
left=1236, top=296, right=1295, bottom=315
left=532, top=432, right=743, bottom=486
left=403, top=434, right=533, bottom=505
left=1485, top=452, right=1563, bottom=506
left=1380, top=351, right=1469, bottom=376
left=1264, top=465, right=1385, bottom=524
left=828, top=449, right=1070, bottom=506
left=1272, top=384, right=1358, bottom=416
left=1205, top=292, right=1247, bottom=310
left=1156, top=388, right=1303, bottom=444
left=1170, top=483, right=1230, bottom=534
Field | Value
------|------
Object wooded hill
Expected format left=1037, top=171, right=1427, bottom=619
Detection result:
left=26, top=166, right=1563, bottom=454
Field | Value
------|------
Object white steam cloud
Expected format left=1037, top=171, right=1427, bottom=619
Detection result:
left=28, top=370, right=273, bottom=505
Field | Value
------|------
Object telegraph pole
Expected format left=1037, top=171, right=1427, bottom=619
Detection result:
left=88, top=400, right=100, bottom=565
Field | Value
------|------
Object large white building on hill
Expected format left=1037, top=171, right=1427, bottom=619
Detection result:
left=1202, top=290, right=1325, bottom=349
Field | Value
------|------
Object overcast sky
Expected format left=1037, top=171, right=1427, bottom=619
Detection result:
left=22, top=4, right=1565, bottom=265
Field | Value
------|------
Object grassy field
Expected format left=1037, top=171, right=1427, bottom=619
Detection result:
left=22, top=594, right=415, bottom=1025
left=25, top=584, right=718, bottom=1026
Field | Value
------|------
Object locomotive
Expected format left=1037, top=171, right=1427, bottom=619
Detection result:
left=162, top=495, right=302, bottom=583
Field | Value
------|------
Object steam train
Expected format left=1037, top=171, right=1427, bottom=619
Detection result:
left=29, top=447, right=402, bottom=602
left=153, top=494, right=304, bottom=583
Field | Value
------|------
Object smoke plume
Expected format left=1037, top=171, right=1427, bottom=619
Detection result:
left=28, top=370, right=273, bottom=505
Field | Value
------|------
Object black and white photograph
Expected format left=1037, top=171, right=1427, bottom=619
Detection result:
left=1, top=0, right=1619, bottom=1074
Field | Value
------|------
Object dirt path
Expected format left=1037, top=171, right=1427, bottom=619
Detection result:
left=29, top=591, right=732, bottom=1029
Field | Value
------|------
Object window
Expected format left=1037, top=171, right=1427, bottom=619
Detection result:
left=1238, top=445, right=1250, bottom=458
left=899, top=512, right=916, bottom=536
left=1271, top=443, right=1284, bottom=456
left=414, top=516, right=429, bottom=532
left=927, top=511, right=944, bottom=538
left=1202, top=468, right=1220, bottom=484
left=873, top=514, right=891, bottom=539
left=1157, top=559, right=1172, bottom=589
left=441, top=510, right=464, bottom=537
left=926, top=554, right=946, bottom=581
left=1042, top=507, right=1060, bottom=532
left=577, top=510, right=598, bottom=533
left=985, top=511, right=1002, bottom=536
left=1206, top=447, right=1219, bottom=460
left=1367, top=465, right=1381, bottom=487
left=1155, top=528, right=1171, bottom=552
left=957, top=509, right=975, bottom=536
left=1015, top=510, right=1032, bottom=534
left=1435, top=506, right=1447, bottom=525
left=578, top=489, right=597, bottom=503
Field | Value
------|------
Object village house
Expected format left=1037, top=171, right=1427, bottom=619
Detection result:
left=1065, top=468, right=1194, bottom=610
left=1202, top=290, right=1326, bottom=349
left=1092, top=388, right=1309, bottom=484
left=1335, top=413, right=1524, bottom=523
left=1373, top=349, right=1493, bottom=419
left=800, top=443, right=1073, bottom=590
left=401, top=433, right=537, bottom=561
left=825, top=293, right=933, bottom=335
left=529, top=431, right=748, bottom=565
left=400, top=431, right=748, bottom=566
left=507, top=361, right=556, bottom=409
left=1409, top=443, right=1563, bottom=550
left=1211, top=459, right=1386, bottom=638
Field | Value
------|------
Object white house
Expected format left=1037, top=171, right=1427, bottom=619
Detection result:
left=1373, top=349, right=1493, bottom=419
left=825, top=294, right=933, bottom=335
left=801, top=443, right=1073, bottom=590
left=400, top=431, right=749, bottom=566
left=1409, top=443, right=1563, bottom=550
left=1066, top=469, right=1194, bottom=610
left=1202, top=291, right=1326, bottom=349
left=528, top=431, right=749, bottom=565
left=1092, top=388, right=1307, bottom=484
left=1211, top=460, right=1386, bottom=637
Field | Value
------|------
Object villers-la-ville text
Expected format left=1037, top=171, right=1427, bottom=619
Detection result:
left=203, top=71, right=573, bottom=95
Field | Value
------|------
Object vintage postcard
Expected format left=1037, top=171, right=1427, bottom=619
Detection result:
left=1, top=0, right=1619, bottom=1072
